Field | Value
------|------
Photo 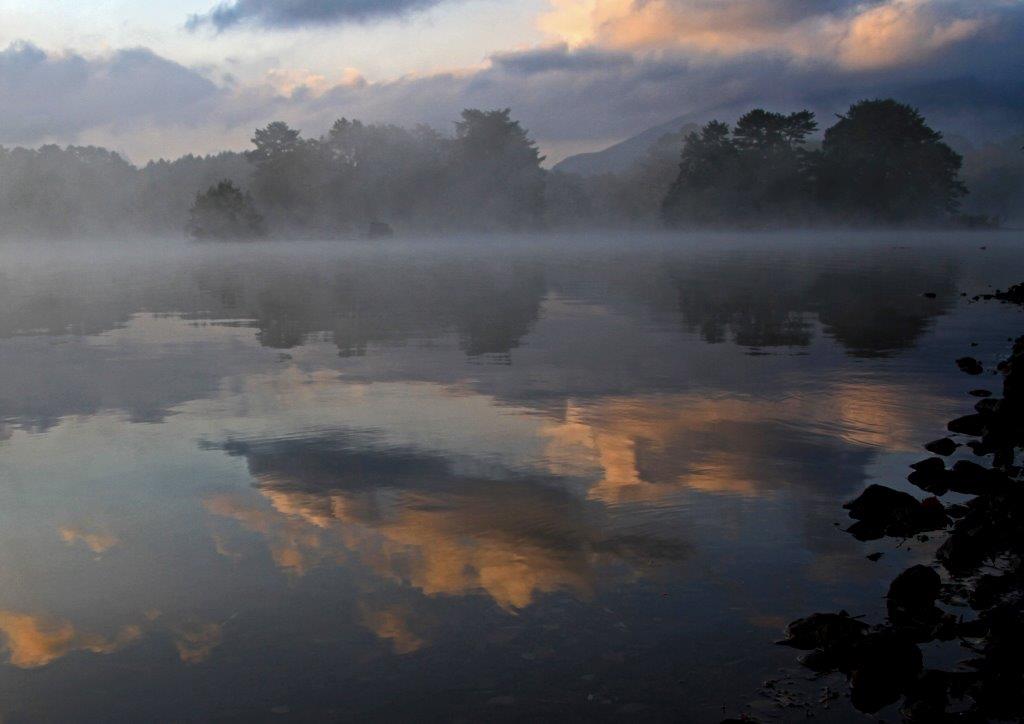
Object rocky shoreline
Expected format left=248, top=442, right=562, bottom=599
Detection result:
left=731, top=283, right=1024, bottom=722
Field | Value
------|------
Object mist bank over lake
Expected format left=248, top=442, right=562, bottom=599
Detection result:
left=0, top=100, right=1019, bottom=242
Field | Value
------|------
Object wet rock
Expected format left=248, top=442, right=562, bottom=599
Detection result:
left=910, top=457, right=945, bottom=474
left=974, top=397, right=1000, bottom=413
left=942, top=460, right=1011, bottom=496
left=947, top=413, right=987, bottom=436
left=969, top=573, right=1016, bottom=610
left=886, top=565, right=941, bottom=624
left=768, top=279, right=1024, bottom=722
left=923, top=292, right=937, bottom=299
left=844, top=485, right=949, bottom=540
left=797, top=648, right=837, bottom=672
left=945, top=503, right=969, bottom=518
left=937, top=520, right=996, bottom=573
left=866, top=552, right=884, bottom=562
left=778, top=611, right=867, bottom=651
left=907, top=457, right=949, bottom=495
left=901, top=670, right=951, bottom=722
left=957, top=357, right=984, bottom=375
left=844, top=484, right=918, bottom=520
left=992, top=283, right=1024, bottom=305
left=848, top=631, right=922, bottom=713
left=923, top=438, right=958, bottom=456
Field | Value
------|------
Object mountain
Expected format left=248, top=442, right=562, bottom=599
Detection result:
left=553, top=116, right=697, bottom=176
left=553, top=75, right=1024, bottom=178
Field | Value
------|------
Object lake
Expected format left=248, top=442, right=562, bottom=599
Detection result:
left=0, top=232, right=1021, bottom=722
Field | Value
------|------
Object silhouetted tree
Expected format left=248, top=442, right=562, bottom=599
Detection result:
left=663, top=110, right=818, bottom=226
left=247, top=121, right=324, bottom=229
left=661, top=121, right=740, bottom=225
left=732, top=109, right=818, bottom=220
left=451, top=109, right=546, bottom=229
left=819, top=99, right=967, bottom=223
left=0, top=99, right=998, bottom=238
left=187, top=180, right=265, bottom=240
left=321, top=118, right=448, bottom=229
left=137, top=151, right=253, bottom=233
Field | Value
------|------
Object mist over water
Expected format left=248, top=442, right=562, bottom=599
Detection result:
left=0, top=232, right=1022, bottom=721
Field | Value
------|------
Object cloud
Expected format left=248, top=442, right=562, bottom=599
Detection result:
left=205, top=433, right=691, bottom=611
left=537, top=0, right=1002, bottom=70
left=0, top=41, right=223, bottom=146
left=58, top=525, right=120, bottom=554
left=0, top=610, right=140, bottom=668
left=172, top=620, right=224, bottom=664
left=4, top=1, right=1024, bottom=163
left=187, top=0, right=458, bottom=32
left=491, top=43, right=634, bottom=74
left=359, top=604, right=425, bottom=654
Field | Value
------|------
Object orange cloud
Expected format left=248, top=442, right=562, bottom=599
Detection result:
left=172, top=620, right=224, bottom=664
left=59, top=525, right=120, bottom=554
left=0, top=611, right=140, bottom=668
left=541, top=382, right=933, bottom=504
left=359, top=604, right=425, bottom=654
left=836, top=0, right=987, bottom=70
left=265, top=67, right=365, bottom=96
left=538, top=0, right=992, bottom=69
left=207, top=486, right=595, bottom=611
left=204, top=493, right=342, bottom=575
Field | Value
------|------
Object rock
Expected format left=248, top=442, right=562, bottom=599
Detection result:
left=945, top=460, right=1011, bottom=495
left=993, top=283, right=1024, bottom=304
left=957, top=357, right=984, bottom=375
left=887, top=565, right=942, bottom=624
left=923, top=292, right=937, bottom=299
left=848, top=631, right=923, bottom=713
left=923, top=438, right=957, bottom=456
left=937, top=522, right=994, bottom=573
left=969, top=573, right=1014, bottom=610
left=975, top=397, right=1000, bottom=413
left=969, top=389, right=992, bottom=397
left=948, top=413, right=987, bottom=436
left=901, top=670, right=951, bottom=722
left=844, top=485, right=949, bottom=540
left=778, top=611, right=867, bottom=651
left=910, top=457, right=945, bottom=473
left=907, top=457, right=949, bottom=495
left=867, top=552, right=884, bottom=562
left=845, top=484, right=919, bottom=520
left=945, top=503, right=969, bottom=518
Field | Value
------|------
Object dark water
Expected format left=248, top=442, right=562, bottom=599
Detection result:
left=0, top=232, right=1021, bottom=722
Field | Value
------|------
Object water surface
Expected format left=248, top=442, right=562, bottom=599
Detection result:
left=0, top=232, right=1021, bottom=722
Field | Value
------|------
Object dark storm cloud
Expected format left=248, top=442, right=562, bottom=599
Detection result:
left=0, top=41, right=222, bottom=143
left=186, top=0, right=454, bottom=31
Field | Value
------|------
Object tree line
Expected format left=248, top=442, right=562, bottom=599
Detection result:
left=662, top=99, right=970, bottom=227
left=0, top=99, right=1016, bottom=240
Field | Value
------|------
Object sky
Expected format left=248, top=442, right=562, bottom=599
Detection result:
left=0, top=0, right=1022, bottom=164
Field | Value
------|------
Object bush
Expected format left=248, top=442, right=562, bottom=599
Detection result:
left=186, top=180, right=265, bottom=240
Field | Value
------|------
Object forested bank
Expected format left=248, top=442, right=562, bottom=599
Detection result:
left=0, top=100, right=1019, bottom=240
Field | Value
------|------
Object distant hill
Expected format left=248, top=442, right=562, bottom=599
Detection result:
left=553, top=75, right=1024, bottom=178
left=553, top=116, right=697, bottom=176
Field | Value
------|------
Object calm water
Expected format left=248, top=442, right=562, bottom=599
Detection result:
left=0, top=232, right=1021, bottom=722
